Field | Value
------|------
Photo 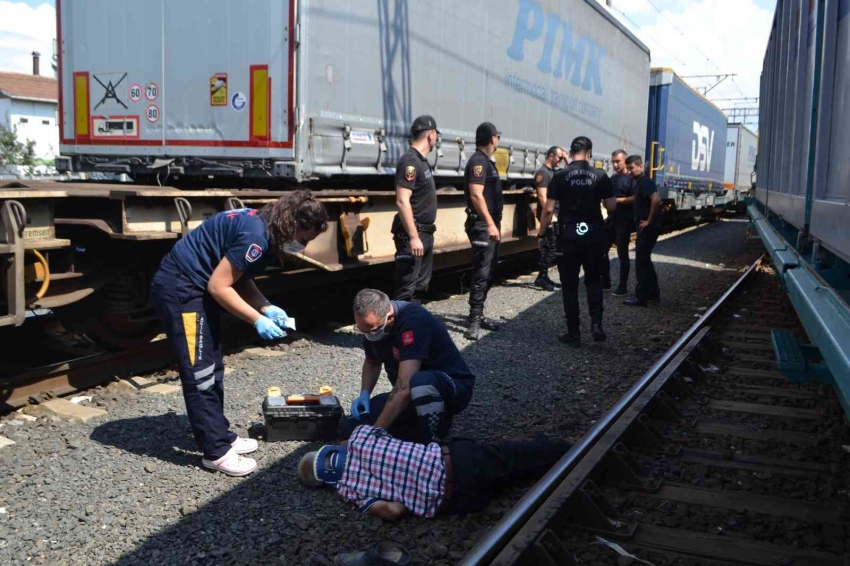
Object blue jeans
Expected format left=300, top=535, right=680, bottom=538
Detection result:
left=341, top=371, right=474, bottom=444
left=150, top=254, right=236, bottom=460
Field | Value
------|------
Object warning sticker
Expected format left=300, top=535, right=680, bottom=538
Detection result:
left=210, top=73, right=228, bottom=106
left=128, top=83, right=142, bottom=103
left=145, top=82, right=159, bottom=102
left=145, top=104, right=160, bottom=123
left=92, top=116, right=140, bottom=138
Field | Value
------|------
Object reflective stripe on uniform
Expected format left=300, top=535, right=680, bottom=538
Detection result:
left=411, top=384, right=441, bottom=400
left=181, top=312, right=198, bottom=366
left=472, top=241, right=490, bottom=247
left=414, top=401, right=445, bottom=416
left=197, top=376, right=216, bottom=391
left=194, top=363, right=215, bottom=380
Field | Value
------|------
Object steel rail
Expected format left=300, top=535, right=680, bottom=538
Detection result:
left=460, top=254, right=765, bottom=566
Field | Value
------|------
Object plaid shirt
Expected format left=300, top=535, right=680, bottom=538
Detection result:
left=337, top=425, right=446, bottom=518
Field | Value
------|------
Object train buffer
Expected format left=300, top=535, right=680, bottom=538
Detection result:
left=771, top=329, right=833, bottom=385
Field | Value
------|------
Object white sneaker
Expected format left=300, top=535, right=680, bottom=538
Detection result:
left=231, top=437, right=259, bottom=455
left=202, top=448, right=257, bottom=477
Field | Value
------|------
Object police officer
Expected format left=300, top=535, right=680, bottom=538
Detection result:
left=534, top=146, right=567, bottom=292
left=393, top=116, right=439, bottom=302
left=463, top=122, right=504, bottom=341
left=149, top=192, right=328, bottom=476
left=624, top=155, right=663, bottom=307
left=538, top=137, right=617, bottom=347
left=345, top=289, right=475, bottom=444
left=602, top=149, right=637, bottom=296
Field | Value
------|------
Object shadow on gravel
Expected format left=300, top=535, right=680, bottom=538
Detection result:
left=99, top=221, right=758, bottom=565
left=91, top=412, right=201, bottom=467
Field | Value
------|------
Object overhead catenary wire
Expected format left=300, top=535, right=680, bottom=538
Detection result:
left=609, top=5, right=697, bottom=76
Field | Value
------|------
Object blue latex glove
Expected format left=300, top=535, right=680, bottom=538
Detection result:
left=350, top=391, right=371, bottom=420
left=255, top=315, right=285, bottom=340
left=264, top=305, right=289, bottom=327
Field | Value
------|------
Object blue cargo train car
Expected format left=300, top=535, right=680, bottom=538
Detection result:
left=751, top=0, right=850, bottom=413
left=646, top=68, right=731, bottom=222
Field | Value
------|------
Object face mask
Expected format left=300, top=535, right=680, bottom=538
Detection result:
left=363, top=313, right=390, bottom=342
left=284, top=241, right=306, bottom=254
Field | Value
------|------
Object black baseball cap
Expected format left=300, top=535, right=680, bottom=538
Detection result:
left=570, top=136, right=593, bottom=153
left=476, top=122, right=501, bottom=145
left=411, top=115, right=440, bottom=135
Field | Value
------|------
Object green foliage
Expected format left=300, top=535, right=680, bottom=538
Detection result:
left=0, top=124, right=36, bottom=167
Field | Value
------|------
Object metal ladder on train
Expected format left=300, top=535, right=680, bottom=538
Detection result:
left=0, top=199, right=27, bottom=326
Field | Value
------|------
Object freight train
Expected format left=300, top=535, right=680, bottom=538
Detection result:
left=0, top=0, right=742, bottom=350
left=749, top=0, right=850, bottom=415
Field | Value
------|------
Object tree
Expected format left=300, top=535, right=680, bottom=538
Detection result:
left=0, top=123, right=36, bottom=168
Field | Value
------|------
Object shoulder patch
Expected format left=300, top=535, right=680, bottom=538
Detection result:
left=402, top=330, right=415, bottom=347
left=245, top=243, right=263, bottom=263
left=405, top=165, right=417, bottom=182
left=535, top=174, right=543, bottom=183
left=473, top=165, right=484, bottom=179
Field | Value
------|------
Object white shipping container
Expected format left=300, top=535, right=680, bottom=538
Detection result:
left=724, top=123, right=758, bottom=193
left=57, top=0, right=650, bottom=182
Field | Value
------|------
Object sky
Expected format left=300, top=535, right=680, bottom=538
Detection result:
left=0, top=0, right=775, bottom=127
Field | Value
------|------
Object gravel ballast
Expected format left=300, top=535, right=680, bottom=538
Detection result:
left=0, top=219, right=765, bottom=565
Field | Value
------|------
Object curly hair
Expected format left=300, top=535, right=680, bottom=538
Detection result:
left=259, top=190, right=329, bottom=258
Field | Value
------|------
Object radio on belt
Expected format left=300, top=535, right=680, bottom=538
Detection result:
left=263, top=386, right=342, bottom=442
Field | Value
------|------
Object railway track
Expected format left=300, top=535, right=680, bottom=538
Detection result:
left=462, top=256, right=849, bottom=566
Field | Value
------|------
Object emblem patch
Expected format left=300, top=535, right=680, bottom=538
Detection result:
left=392, top=347, right=400, bottom=360
left=473, top=165, right=484, bottom=179
left=405, top=165, right=416, bottom=182
left=402, top=330, right=415, bottom=346
left=536, top=174, right=543, bottom=183
left=245, top=243, right=263, bottom=263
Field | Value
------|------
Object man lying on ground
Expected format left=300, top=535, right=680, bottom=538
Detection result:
left=297, top=424, right=572, bottom=519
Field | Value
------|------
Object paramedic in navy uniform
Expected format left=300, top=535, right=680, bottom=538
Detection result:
left=150, top=192, right=328, bottom=476
left=463, top=122, right=505, bottom=341
left=537, top=136, right=617, bottom=347
left=343, top=289, right=475, bottom=444
left=392, top=115, right=440, bottom=302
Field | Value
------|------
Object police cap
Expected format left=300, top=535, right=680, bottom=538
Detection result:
left=411, top=115, right=440, bottom=135
left=476, top=122, right=501, bottom=146
left=570, top=136, right=593, bottom=153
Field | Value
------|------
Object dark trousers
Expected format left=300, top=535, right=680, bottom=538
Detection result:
left=443, top=438, right=572, bottom=515
left=150, top=255, right=236, bottom=460
left=602, top=219, right=634, bottom=288
left=340, top=371, right=474, bottom=444
left=467, top=220, right=500, bottom=312
left=556, top=228, right=605, bottom=331
left=538, top=226, right=558, bottom=269
left=635, top=225, right=660, bottom=301
left=393, top=232, right=435, bottom=301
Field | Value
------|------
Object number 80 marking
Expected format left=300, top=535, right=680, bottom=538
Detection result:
left=146, top=104, right=160, bottom=123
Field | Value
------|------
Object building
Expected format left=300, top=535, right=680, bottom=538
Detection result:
left=0, top=53, right=59, bottom=170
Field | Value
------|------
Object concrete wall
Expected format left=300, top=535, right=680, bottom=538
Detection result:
left=3, top=98, right=59, bottom=160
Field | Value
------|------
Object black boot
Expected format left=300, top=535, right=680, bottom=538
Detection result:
left=466, top=310, right=483, bottom=341
left=480, top=316, right=502, bottom=331
left=591, top=322, right=607, bottom=342
left=558, top=332, right=581, bottom=347
left=534, top=272, right=556, bottom=292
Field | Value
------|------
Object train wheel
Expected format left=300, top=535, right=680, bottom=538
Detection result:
left=56, top=272, right=162, bottom=350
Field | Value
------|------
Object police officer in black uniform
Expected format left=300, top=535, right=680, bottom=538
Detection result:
left=538, top=136, right=617, bottom=347
left=392, top=116, right=440, bottom=302
left=534, top=146, right=567, bottom=292
left=463, top=122, right=504, bottom=341
left=602, top=149, right=637, bottom=296
left=624, top=155, right=663, bottom=307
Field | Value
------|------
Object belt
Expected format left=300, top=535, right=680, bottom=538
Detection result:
left=416, top=223, right=437, bottom=234
left=440, top=446, right=453, bottom=510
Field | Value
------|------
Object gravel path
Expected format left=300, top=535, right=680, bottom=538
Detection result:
left=0, top=219, right=764, bottom=565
